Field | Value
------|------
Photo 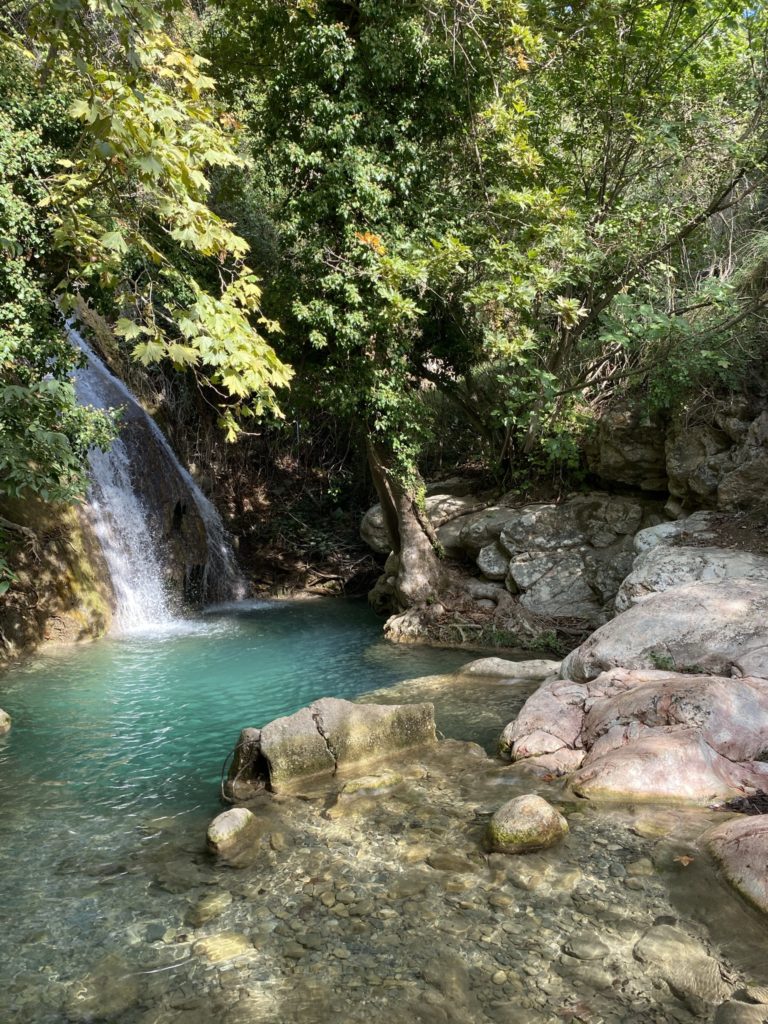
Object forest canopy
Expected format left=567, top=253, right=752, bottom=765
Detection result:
left=1, top=0, right=767, bottom=599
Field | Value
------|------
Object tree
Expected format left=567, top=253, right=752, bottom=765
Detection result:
left=207, top=0, right=539, bottom=607
left=0, top=0, right=294, bottom=588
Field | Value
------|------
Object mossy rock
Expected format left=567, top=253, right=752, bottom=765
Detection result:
left=485, top=794, right=568, bottom=854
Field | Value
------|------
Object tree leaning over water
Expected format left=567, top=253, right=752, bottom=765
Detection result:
left=207, top=0, right=768, bottom=612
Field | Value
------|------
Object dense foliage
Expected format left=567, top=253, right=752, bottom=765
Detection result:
left=2, top=0, right=767, bottom=599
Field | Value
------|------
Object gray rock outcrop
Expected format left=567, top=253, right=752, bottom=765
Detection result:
left=226, top=698, right=436, bottom=796
left=561, top=579, right=768, bottom=682
left=360, top=493, right=484, bottom=555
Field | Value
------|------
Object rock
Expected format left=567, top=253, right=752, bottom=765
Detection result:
left=485, top=794, right=568, bottom=854
left=462, top=657, right=561, bottom=679
left=207, top=807, right=259, bottom=857
left=64, top=953, right=140, bottom=1021
left=561, top=579, right=768, bottom=682
left=632, top=512, right=716, bottom=554
left=714, top=999, right=768, bottom=1024
left=499, top=678, right=588, bottom=765
left=0, top=708, right=10, bottom=734
left=496, top=494, right=648, bottom=624
left=226, top=698, right=436, bottom=795
left=571, top=728, right=768, bottom=804
left=563, top=931, right=610, bottom=960
left=187, top=891, right=233, bottom=927
left=476, top=542, right=510, bottom=580
left=665, top=410, right=768, bottom=513
left=616, top=544, right=768, bottom=612
left=707, top=816, right=768, bottom=915
left=426, top=852, right=478, bottom=873
left=587, top=406, right=668, bottom=491
left=192, top=932, right=253, bottom=963
left=455, top=506, right=520, bottom=554
left=502, top=667, right=768, bottom=803
left=633, top=924, right=731, bottom=1013
left=361, top=493, right=483, bottom=554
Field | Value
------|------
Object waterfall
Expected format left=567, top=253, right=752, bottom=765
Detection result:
left=70, top=326, right=243, bottom=631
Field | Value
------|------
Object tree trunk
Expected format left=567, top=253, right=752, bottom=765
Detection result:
left=366, top=439, right=444, bottom=609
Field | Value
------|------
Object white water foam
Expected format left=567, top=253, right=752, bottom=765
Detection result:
left=69, top=325, right=243, bottom=632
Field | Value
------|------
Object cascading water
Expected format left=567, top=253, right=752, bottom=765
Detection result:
left=69, top=325, right=243, bottom=631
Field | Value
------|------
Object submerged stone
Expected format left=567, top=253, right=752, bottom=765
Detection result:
left=206, top=807, right=258, bottom=857
left=0, top=708, right=10, bottom=735
left=486, top=794, right=568, bottom=854
left=64, top=953, right=139, bottom=1022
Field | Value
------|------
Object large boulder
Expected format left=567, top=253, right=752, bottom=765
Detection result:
left=226, top=698, right=436, bottom=796
left=561, top=579, right=768, bottom=682
left=616, top=545, right=768, bottom=612
left=707, top=815, right=768, bottom=915
left=485, top=794, right=568, bottom=854
left=500, top=668, right=768, bottom=803
left=496, top=494, right=649, bottom=624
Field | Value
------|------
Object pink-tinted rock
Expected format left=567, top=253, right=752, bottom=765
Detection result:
left=571, top=728, right=768, bottom=804
left=707, top=816, right=768, bottom=914
left=581, top=671, right=768, bottom=762
left=500, top=667, right=768, bottom=804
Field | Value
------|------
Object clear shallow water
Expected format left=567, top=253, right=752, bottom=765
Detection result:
left=0, top=598, right=471, bottom=821
left=0, top=598, right=477, bottom=1015
left=3, top=600, right=768, bottom=1024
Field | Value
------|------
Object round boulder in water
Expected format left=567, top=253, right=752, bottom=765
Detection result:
left=0, top=709, right=10, bottom=735
left=486, top=794, right=568, bottom=854
left=207, top=807, right=258, bottom=857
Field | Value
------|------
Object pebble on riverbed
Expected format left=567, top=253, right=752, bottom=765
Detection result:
left=0, top=708, right=11, bottom=735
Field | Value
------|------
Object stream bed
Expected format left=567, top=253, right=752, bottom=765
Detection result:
left=1, top=598, right=767, bottom=1024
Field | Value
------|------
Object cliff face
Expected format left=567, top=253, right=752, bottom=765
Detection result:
left=0, top=497, right=113, bottom=664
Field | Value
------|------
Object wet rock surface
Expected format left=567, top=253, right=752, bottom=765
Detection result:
left=707, top=816, right=768, bottom=915
left=486, top=794, right=568, bottom=854
left=226, top=698, right=436, bottom=796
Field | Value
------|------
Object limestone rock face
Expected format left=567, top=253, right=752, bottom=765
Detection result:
left=616, top=544, right=768, bottom=612
left=561, top=579, right=768, bottom=682
left=0, top=709, right=10, bottom=735
left=707, top=815, right=768, bottom=915
left=363, top=489, right=663, bottom=628
left=360, top=493, right=483, bottom=555
left=207, top=807, right=259, bottom=857
left=500, top=668, right=768, bottom=803
left=226, top=698, right=436, bottom=796
left=586, top=407, right=668, bottom=492
left=665, top=409, right=768, bottom=512
left=485, top=794, right=568, bottom=854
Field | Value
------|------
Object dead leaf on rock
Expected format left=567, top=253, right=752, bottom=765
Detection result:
left=673, top=854, right=695, bottom=867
